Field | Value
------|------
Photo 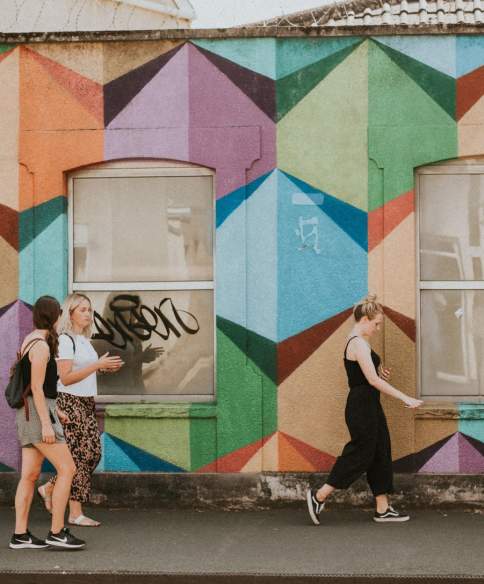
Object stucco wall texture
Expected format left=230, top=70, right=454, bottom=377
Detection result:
left=0, top=36, right=483, bottom=476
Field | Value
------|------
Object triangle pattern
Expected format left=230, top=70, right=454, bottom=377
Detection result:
left=217, top=316, right=277, bottom=384
left=19, top=196, right=66, bottom=252
left=281, top=432, right=335, bottom=471
left=461, top=433, right=484, bottom=457
left=193, top=38, right=276, bottom=79
left=279, top=432, right=316, bottom=471
left=0, top=237, right=18, bottom=309
left=197, top=437, right=263, bottom=473
left=111, top=433, right=186, bottom=472
left=104, top=43, right=185, bottom=126
left=368, top=190, right=414, bottom=252
left=0, top=47, right=15, bottom=65
left=194, top=44, right=276, bottom=121
left=419, top=432, right=460, bottom=473
left=216, top=171, right=272, bottom=228
left=241, top=432, right=279, bottom=472
left=0, top=462, right=14, bottom=472
left=283, top=172, right=367, bottom=250
left=0, top=203, right=18, bottom=251
left=393, top=433, right=454, bottom=472
left=456, top=36, right=484, bottom=77
left=0, top=300, right=16, bottom=319
left=100, top=433, right=140, bottom=472
left=26, top=48, right=103, bottom=124
left=458, top=433, right=484, bottom=473
left=374, top=40, right=455, bottom=120
left=277, top=40, right=362, bottom=121
left=383, top=305, right=415, bottom=342
left=278, top=307, right=353, bottom=384
left=456, top=65, right=484, bottom=120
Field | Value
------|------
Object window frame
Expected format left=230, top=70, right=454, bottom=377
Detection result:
left=416, top=161, right=484, bottom=403
left=67, top=160, right=216, bottom=403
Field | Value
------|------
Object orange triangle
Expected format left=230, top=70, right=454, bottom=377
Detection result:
left=368, top=190, right=414, bottom=252
left=27, top=48, right=103, bottom=124
left=278, top=433, right=315, bottom=472
left=20, top=47, right=102, bottom=132
left=281, top=432, right=335, bottom=471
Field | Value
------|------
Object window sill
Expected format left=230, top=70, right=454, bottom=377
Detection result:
left=415, top=402, right=484, bottom=420
left=102, top=402, right=217, bottom=419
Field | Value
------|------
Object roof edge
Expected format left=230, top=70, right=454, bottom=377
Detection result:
left=0, top=23, right=483, bottom=43
left=120, top=0, right=195, bottom=20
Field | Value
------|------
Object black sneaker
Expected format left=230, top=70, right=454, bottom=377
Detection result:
left=374, top=506, right=410, bottom=523
left=9, top=530, right=48, bottom=550
left=306, top=488, right=325, bottom=525
left=45, top=527, right=85, bottom=550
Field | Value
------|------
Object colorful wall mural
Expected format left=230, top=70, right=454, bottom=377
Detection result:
left=1, top=35, right=484, bottom=476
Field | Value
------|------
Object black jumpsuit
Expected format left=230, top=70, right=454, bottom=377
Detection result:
left=326, top=336, right=394, bottom=496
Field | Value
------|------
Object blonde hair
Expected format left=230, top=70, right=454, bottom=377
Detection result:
left=57, top=293, right=93, bottom=338
left=353, top=294, right=383, bottom=322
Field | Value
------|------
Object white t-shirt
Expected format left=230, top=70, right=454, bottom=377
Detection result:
left=56, top=333, right=98, bottom=397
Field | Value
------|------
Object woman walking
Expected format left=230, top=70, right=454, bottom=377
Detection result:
left=10, top=295, right=85, bottom=550
left=38, top=293, right=122, bottom=527
left=306, top=294, right=423, bottom=525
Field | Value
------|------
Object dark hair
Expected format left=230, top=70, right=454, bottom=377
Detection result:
left=32, top=295, right=61, bottom=356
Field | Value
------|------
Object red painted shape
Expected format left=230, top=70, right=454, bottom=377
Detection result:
left=195, top=433, right=275, bottom=473
left=26, top=48, right=104, bottom=124
left=0, top=204, right=18, bottom=251
left=368, top=190, right=414, bottom=252
left=0, top=48, right=16, bottom=65
left=278, top=308, right=353, bottom=384
left=383, top=305, right=416, bottom=342
left=457, top=65, right=484, bottom=121
left=280, top=432, right=335, bottom=471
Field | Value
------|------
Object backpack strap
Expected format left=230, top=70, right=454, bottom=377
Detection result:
left=18, top=338, right=47, bottom=423
left=61, top=333, right=76, bottom=354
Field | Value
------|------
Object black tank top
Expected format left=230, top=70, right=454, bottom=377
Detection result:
left=20, top=339, right=58, bottom=399
left=343, top=336, right=381, bottom=389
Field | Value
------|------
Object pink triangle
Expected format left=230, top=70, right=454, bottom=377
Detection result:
left=187, top=44, right=276, bottom=198
left=458, top=433, right=484, bottom=473
left=419, top=433, right=460, bottom=473
left=108, top=44, right=189, bottom=129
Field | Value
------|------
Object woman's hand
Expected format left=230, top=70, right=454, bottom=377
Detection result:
left=56, top=408, right=69, bottom=424
left=403, top=396, right=424, bottom=409
left=42, top=422, right=56, bottom=444
left=378, top=364, right=392, bottom=381
left=97, top=353, right=124, bottom=372
left=142, top=344, right=164, bottom=364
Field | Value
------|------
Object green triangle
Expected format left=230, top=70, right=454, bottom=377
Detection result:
left=368, top=41, right=457, bottom=211
left=276, top=40, right=363, bottom=122
left=278, top=42, right=369, bottom=211
left=0, top=45, right=13, bottom=56
left=375, top=40, right=456, bottom=120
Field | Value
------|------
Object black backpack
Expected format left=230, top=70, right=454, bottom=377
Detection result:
left=4, top=338, right=43, bottom=411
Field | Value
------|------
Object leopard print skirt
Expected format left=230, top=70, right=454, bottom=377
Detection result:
left=49, top=392, right=101, bottom=503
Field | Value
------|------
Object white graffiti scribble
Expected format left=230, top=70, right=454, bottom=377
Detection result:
left=295, top=216, right=321, bottom=255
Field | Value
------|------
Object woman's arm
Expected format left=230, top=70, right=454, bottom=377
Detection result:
left=29, top=342, right=55, bottom=444
left=57, top=352, right=122, bottom=386
left=352, top=338, right=423, bottom=408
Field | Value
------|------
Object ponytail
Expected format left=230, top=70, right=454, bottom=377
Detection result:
left=353, top=293, right=383, bottom=322
left=32, top=295, right=61, bottom=357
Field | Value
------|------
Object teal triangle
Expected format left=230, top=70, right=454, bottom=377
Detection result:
left=106, top=433, right=186, bottom=472
left=19, top=196, right=66, bottom=251
left=101, top=433, right=140, bottom=472
left=374, top=40, right=456, bottom=119
left=0, top=461, right=15, bottom=471
left=277, top=41, right=363, bottom=121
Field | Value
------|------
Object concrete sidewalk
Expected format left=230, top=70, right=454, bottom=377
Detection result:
left=0, top=506, right=483, bottom=583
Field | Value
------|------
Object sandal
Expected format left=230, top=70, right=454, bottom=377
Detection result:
left=68, top=514, right=101, bottom=527
left=37, top=484, right=52, bottom=513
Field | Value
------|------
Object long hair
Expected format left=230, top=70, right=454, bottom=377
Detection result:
left=32, top=295, right=61, bottom=356
left=56, top=293, right=93, bottom=339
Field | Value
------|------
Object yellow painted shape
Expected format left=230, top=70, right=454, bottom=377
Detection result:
left=0, top=237, right=18, bottom=308
left=458, top=95, right=484, bottom=156
left=103, top=40, right=185, bottom=84
left=240, top=433, right=279, bottom=472
left=0, top=48, right=19, bottom=210
left=278, top=315, right=353, bottom=457
left=383, top=213, right=416, bottom=319
left=32, top=43, right=104, bottom=85
left=382, top=317, right=416, bottom=461
left=278, top=42, right=368, bottom=211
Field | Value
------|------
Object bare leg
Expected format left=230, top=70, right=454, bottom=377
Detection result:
left=14, top=448, right=44, bottom=534
left=316, top=483, right=335, bottom=503
left=34, top=443, right=76, bottom=534
left=375, top=494, right=389, bottom=513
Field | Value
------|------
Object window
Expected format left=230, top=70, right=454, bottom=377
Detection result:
left=418, top=160, right=484, bottom=402
left=69, top=161, right=215, bottom=402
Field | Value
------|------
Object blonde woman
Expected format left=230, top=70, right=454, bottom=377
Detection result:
left=37, top=293, right=123, bottom=527
left=306, top=295, right=423, bottom=525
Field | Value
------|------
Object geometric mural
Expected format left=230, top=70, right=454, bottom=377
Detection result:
left=1, top=35, right=483, bottom=476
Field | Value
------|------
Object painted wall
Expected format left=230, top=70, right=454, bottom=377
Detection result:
left=0, top=35, right=483, bottom=476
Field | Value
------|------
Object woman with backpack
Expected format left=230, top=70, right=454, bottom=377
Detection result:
left=10, top=295, right=85, bottom=550
left=37, top=293, right=122, bottom=527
